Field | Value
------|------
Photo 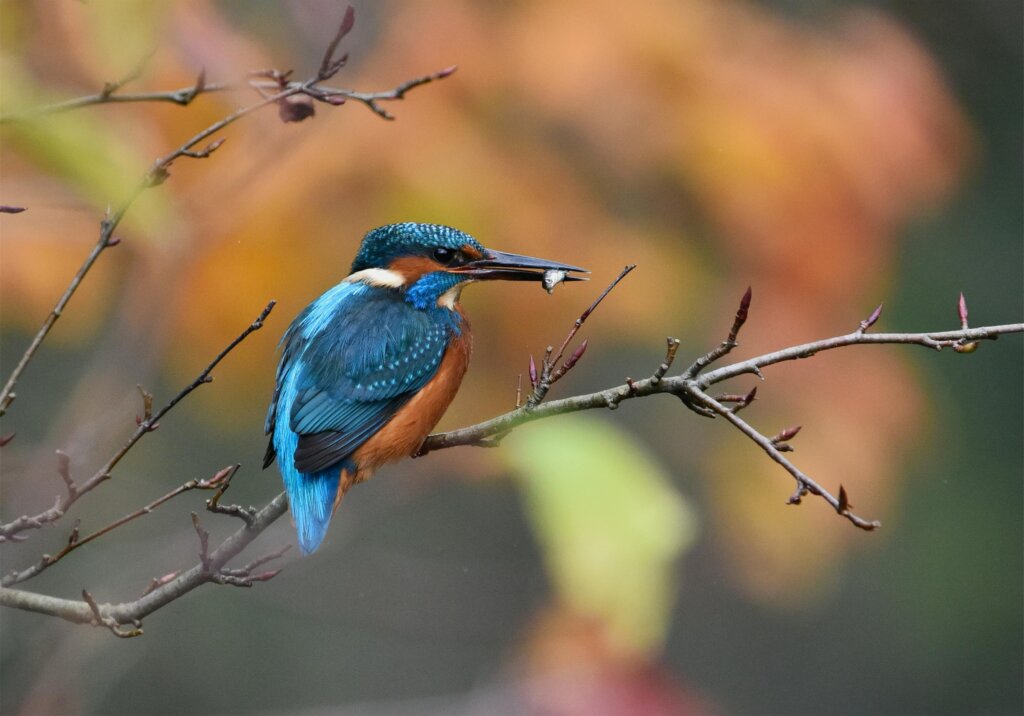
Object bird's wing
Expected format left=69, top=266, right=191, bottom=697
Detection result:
left=268, top=284, right=455, bottom=474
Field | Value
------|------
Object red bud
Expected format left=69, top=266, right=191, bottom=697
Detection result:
left=208, top=465, right=237, bottom=486
left=566, top=339, right=588, bottom=369
left=860, top=303, right=883, bottom=332
left=250, top=569, right=282, bottom=582
left=739, top=286, right=752, bottom=314
left=774, top=425, right=802, bottom=443
left=338, top=5, right=355, bottom=39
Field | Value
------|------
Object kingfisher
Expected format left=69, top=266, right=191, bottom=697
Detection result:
left=264, top=223, right=587, bottom=554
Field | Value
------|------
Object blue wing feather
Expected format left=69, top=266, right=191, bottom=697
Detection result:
left=266, top=281, right=457, bottom=553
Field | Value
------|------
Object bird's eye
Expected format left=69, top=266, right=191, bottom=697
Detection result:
left=432, top=247, right=456, bottom=264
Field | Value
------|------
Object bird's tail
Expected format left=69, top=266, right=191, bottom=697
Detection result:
left=274, top=405, right=350, bottom=554
left=283, top=465, right=342, bottom=555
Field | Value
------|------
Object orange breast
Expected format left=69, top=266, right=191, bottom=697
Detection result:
left=351, top=327, right=472, bottom=479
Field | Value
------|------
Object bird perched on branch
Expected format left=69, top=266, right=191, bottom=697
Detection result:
left=265, top=223, right=587, bottom=554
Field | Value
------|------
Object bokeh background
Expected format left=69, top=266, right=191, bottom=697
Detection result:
left=1, top=1, right=1021, bottom=714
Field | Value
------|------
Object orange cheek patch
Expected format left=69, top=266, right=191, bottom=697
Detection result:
left=460, top=244, right=484, bottom=260
left=389, top=256, right=445, bottom=282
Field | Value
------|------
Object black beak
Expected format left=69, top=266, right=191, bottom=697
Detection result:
left=452, top=249, right=589, bottom=283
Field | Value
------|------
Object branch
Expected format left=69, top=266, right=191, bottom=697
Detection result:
left=313, top=66, right=458, bottom=120
left=421, top=294, right=1023, bottom=528
left=2, top=465, right=241, bottom=587
left=1, top=289, right=1020, bottom=631
left=0, top=86, right=284, bottom=417
left=0, top=72, right=457, bottom=124
left=526, top=264, right=635, bottom=408
left=2, top=5, right=1020, bottom=635
left=0, top=5, right=454, bottom=416
left=0, top=3, right=457, bottom=637
left=0, top=302, right=275, bottom=543
left=0, top=492, right=289, bottom=633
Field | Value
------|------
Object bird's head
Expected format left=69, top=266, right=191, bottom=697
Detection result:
left=348, top=223, right=587, bottom=310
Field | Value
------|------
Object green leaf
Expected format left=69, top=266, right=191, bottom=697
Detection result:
left=505, top=414, right=698, bottom=656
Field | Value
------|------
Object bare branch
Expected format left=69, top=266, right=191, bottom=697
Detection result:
left=697, top=392, right=879, bottom=529
left=315, top=66, right=458, bottom=120
left=0, top=76, right=287, bottom=418
left=0, top=70, right=457, bottom=123
left=695, top=323, right=1018, bottom=386
left=0, top=4, right=454, bottom=416
left=1, top=0, right=1019, bottom=637
left=82, top=589, right=143, bottom=638
left=651, top=338, right=681, bottom=384
left=682, top=286, right=752, bottom=380
left=421, top=321, right=1021, bottom=457
left=420, top=319, right=1024, bottom=524
left=526, top=265, right=635, bottom=407
left=1, top=311, right=1021, bottom=631
left=0, top=8, right=453, bottom=126
left=205, top=465, right=257, bottom=526
left=2, top=465, right=243, bottom=587
left=0, top=493, right=290, bottom=631
left=0, top=302, right=275, bottom=543
left=318, top=5, right=355, bottom=79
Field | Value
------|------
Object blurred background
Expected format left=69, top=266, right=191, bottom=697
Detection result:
left=1, top=1, right=1021, bottom=714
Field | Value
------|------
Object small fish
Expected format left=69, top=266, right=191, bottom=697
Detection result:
left=542, top=269, right=567, bottom=294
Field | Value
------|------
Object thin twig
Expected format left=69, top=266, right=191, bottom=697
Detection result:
left=0, top=78, right=285, bottom=418
left=0, top=72, right=457, bottom=123
left=0, top=302, right=275, bottom=542
left=651, top=337, right=681, bottom=386
left=690, top=391, right=879, bottom=529
left=419, top=315, right=1021, bottom=459
left=553, top=264, right=636, bottom=369
left=320, top=66, right=458, bottom=120
left=0, top=493, right=290, bottom=631
left=318, top=5, right=355, bottom=79
left=2, top=466, right=240, bottom=586
left=81, top=589, right=143, bottom=638
left=682, top=286, right=752, bottom=380
left=205, top=465, right=257, bottom=527
left=0, top=5, right=453, bottom=416
left=419, top=321, right=1024, bottom=501
left=1, top=318, right=1022, bottom=630
left=694, top=324, right=1018, bottom=387
left=526, top=265, right=636, bottom=406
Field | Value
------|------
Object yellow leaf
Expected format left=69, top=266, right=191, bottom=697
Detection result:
left=505, top=414, right=697, bottom=657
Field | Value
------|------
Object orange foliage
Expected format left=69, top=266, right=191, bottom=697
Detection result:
left=1, top=0, right=971, bottom=610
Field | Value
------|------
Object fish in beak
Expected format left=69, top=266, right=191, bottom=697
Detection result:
left=452, top=249, right=589, bottom=288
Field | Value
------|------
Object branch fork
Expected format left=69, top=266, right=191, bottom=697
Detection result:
left=2, top=2, right=1022, bottom=637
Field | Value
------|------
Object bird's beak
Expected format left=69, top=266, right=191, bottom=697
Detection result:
left=451, top=249, right=589, bottom=283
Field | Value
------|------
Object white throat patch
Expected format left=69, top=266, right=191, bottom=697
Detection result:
left=344, top=268, right=406, bottom=289
left=436, top=283, right=465, bottom=310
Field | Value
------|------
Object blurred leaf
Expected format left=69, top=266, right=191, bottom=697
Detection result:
left=1, top=64, right=172, bottom=233
left=505, top=415, right=698, bottom=657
